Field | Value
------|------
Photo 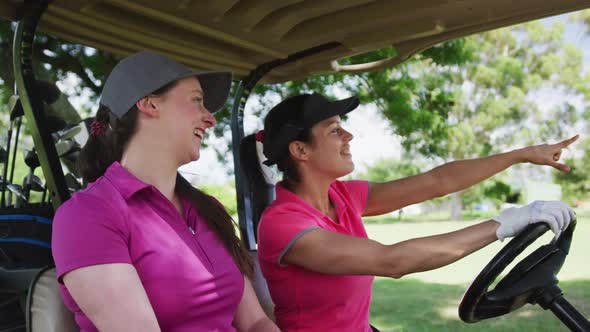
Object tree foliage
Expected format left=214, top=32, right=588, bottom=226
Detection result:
left=2, top=10, right=590, bottom=207
left=0, top=20, right=118, bottom=132
left=553, top=138, right=590, bottom=204
left=356, top=159, right=422, bottom=183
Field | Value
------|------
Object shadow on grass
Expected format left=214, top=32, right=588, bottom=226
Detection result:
left=370, top=278, right=590, bottom=332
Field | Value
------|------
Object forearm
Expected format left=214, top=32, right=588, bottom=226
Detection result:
left=234, top=277, right=280, bottom=332
left=384, top=220, right=499, bottom=278
left=241, top=318, right=280, bottom=332
left=431, top=149, right=525, bottom=195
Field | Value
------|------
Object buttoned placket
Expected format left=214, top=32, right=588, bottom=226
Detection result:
left=148, top=187, right=216, bottom=271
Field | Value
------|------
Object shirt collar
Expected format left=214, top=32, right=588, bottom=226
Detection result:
left=104, top=161, right=151, bottom=200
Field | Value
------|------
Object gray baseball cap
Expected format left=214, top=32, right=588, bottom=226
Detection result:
left=100, top=51, right=232, bottom=118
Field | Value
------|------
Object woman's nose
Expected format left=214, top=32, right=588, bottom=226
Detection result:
left=343, top=129, right=353, bottom=141
left=202, top=108, right=216, bottom=127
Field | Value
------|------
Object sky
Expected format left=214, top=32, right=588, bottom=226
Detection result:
left=179, top=11, right=590, bottom=185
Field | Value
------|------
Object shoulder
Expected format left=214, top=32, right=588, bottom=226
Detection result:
left=258, top=200, right=318, bottom=236
left=261, top=199, right=315, bottom=220
left=54, top=177, right=128, bottom=229
left=257, top=200, right=321, bottom=260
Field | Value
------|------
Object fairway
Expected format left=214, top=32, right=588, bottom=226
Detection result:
left=365, top=217, right=590, bottom=331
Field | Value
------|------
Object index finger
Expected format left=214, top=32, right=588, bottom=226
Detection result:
left=558, top=134, right=579, bottom=148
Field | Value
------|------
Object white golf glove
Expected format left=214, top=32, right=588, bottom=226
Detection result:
left=493, top=200, right=575, bottom=241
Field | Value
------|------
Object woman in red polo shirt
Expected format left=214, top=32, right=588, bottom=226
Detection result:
left=241, top=93, right=577, bottom=332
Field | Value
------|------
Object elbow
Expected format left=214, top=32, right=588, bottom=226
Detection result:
left=425, top=170, right=450, bottom=198
left=375, top=248, right=410, bottom=279
left=433, top=177, right=452, bottom=198
left=383, top=262, right=409, bottom=279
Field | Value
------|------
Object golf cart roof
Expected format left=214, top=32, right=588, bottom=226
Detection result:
left=2, top=0, right=589, bottom=83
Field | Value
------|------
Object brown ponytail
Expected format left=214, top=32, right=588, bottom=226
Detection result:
left=176, top=176, right=253, bottom=277
left=77, top=105, right=138, bottom=184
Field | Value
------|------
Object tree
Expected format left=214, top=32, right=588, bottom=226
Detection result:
left=2, top=13, right=589, bottom=213
left=245, top=17, right=590, bottom=219
left=550, top=10, right=590, bottom=205
left=553, top=138, right=590, bottom=204
left=0, top=20, right=123, bottom=143
left=356, top=158, right=425, bottom=219
left=357, top=158, right=422, bottom=183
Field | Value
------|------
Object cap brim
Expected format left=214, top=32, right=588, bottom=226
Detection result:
left=304, top=95, right=360, bottom=125
left=180, top=71, right=232, bottom=113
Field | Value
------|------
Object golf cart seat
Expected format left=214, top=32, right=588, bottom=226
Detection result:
left=239, top=134, right=277, bottom=319
left=26, top=267, right=78, bottom=332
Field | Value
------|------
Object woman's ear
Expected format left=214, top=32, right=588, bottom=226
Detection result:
left=136, top=96, right=159, bottom=118
left=288, top=141, right=308, bottom=161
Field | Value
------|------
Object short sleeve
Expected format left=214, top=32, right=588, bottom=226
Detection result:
left=52, top=193, right=131, bottom=282
left=257, top=206, right=319, bottom=267
left=341, top=180, right=369, bottom=213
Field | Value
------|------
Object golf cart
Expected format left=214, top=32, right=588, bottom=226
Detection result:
left=1, top=0, right=589, bottom=331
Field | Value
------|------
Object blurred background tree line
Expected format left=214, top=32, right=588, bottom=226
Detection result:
left=1, top=10, right=589, bottom=219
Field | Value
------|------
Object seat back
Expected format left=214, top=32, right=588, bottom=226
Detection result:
left=239, top=135, right=277, bottom=318
left=250, top=252, right=275, bottom=319
left=26, top=267, right=78, bottom=332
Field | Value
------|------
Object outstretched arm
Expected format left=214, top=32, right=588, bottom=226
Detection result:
left=285, top=219, right=499, bottom=278
left=364, top=135, right=578, bottom=216
left=283, top=201, right=573, bottom=279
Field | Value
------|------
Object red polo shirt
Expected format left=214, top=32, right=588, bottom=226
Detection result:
left=52, top=162, right=243, bottom=331
left=257, top=180, right=373, bottom=332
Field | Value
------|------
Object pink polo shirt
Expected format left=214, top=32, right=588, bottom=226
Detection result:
left=52, top=162, right=244, bottom=332
left=257, top=180, right=373, bottom=332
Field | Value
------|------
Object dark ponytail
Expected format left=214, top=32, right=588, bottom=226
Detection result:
left=77, top=81, right=253, bottom=276
left=248, top=128, right=313, bottom=193
left=77, top=105, right=138, bottom=183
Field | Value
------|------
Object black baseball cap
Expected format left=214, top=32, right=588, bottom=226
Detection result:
left=100, top=51, right=232, bottom=118
left=262, top=93, right=360, bottom=166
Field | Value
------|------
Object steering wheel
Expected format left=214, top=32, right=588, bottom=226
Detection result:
left=459, top=219, right=577, bottom=323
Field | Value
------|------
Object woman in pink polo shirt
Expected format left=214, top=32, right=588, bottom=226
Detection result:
left=52, top=51, right=279, bottom=332
left=241, top=93, right=577, bottom=332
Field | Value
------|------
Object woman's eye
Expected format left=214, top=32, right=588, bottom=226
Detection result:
left=194, top=97, right=204, bottom=104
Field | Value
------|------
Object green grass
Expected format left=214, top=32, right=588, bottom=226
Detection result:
left=370, top=279, right=590, bottom=332
left=364, top=210, right=498, bottom=224
left=366, top=213, right=590, bottom=331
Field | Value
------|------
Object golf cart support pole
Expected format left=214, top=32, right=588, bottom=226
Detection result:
left=231, top=42, right=340, bottom=250
left=13, top=0, right=70, bottom=209
left=537, top=285, right=590, bottom=332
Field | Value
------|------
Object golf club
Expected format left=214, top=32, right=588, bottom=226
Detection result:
left=22, top=150, right=42, bottom=204
left=0, top=147, right=7, bottom=208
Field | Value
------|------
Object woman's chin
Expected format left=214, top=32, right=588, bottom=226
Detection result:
left=190, top=151, right=201, bottom=162
left=345, top=163, right=355, bottom=175
left=334, top=162, right=354, bottom=178
left=177, top=150, right=200, bottom=166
